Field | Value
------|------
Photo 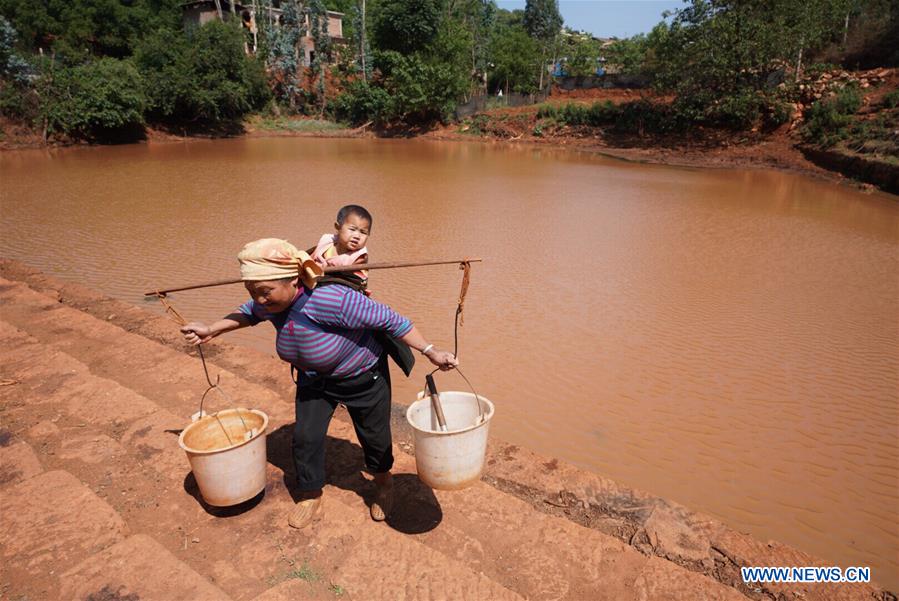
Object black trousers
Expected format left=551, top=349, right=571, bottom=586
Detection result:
left=293, top=359, right=394, bottom=491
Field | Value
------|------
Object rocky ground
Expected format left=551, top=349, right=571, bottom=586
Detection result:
left=0, top=258, right=894, bottom=601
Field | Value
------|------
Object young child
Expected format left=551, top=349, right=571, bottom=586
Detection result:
left=310, top=204, right=415, bottom=377
left=310, top=204, right=372, bottom=294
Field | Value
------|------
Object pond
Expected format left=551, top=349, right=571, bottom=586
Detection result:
left=2, top=137, right=897, bottom=589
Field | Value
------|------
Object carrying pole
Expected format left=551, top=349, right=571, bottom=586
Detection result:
left=144, top=258, right=482, bottom=297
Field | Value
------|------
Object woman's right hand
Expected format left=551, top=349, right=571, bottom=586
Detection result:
left=181, top=322, right=214, bottom=345
left=425, top=348, right=459, bottom=371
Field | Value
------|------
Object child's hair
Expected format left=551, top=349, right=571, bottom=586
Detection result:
left=336, top=204, right=373, bottom=228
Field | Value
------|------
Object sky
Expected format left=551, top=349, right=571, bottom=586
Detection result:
left=495, top=0, right=684, bottom=39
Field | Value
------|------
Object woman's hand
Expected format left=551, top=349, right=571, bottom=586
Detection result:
left=424, top=348, right=459, bottom=371
left=181, top=322, right=214, bottom=345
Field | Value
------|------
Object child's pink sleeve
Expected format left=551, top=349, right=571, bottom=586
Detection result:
left=311, top=233, right=336, bottom=265
left=350, top=247, right=368, bottom=264
left=324, top=247, right=368, bottom=267
left=323, top=248, right=363, bottom=267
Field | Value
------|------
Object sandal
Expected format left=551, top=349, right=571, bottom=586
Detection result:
left=288, top=495, right=323, bottom=529
left=370, top=481, right=394, bottom=522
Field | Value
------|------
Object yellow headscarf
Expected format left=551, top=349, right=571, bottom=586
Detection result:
left=237, top=238, right=323, bottom=288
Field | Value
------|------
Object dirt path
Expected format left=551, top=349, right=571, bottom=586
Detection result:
left=0, top=259, right=893, bottom=601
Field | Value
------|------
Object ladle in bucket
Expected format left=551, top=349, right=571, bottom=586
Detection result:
left=420, top=369, right=486, bottom=431
left=425, top=374, right=449, bottom=432
left=408, top=371, right=494, bottom=490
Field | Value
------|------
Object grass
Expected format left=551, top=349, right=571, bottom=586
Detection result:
left=883, top=89, right=899, bottom=109
left=264, top=560, right=347, bottom=596
left=265, top=562, right=321, bottom=586
left=287, top=563, right=321, bottom=582
left=328, top=583, right=347, bottom=596
left=254, top=116, right=348, bottom=132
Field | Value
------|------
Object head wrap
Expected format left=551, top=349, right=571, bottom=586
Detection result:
left=237, top=238, right=323, bottom=288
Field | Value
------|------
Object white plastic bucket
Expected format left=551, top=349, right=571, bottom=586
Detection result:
left=406, top=391, right=495, bottom=490
left=178, top=408, right=269, bottom=506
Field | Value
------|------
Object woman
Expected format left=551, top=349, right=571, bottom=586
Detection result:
left=180, top=239, right=457, bottom=528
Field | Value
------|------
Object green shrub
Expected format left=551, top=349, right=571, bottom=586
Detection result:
left=134, top=21, right=269, bottom=126
left=330, top=80, right=393, bottom=125
left=612, top=99, right=684, bottom=134
left=768, top=100, right=794, bottom=126
left=462, top=113, right=489, bottom=135
left=41, top=57, right=146, bottom=139
left=0, top=80, right=37, bottom=120
left=803, top=63, right=840, bottom=79
left=536, top=101, right=620, bottom=127
left=587, top=100, right=620, bottom=124
left=882, top=89, right=899, bottom=109
left=536, top=103, right=558, bottom=120
left=674, top=89, right=790, bottom=131
left=803, top=86, right=862, bottom=147
left=709, top=90, right=764, bottom=129
left=845, top=113, right=899, bottom=159
left=559, top=103, right=588, bottom=125
left=832, top=86, right=863, bottom=114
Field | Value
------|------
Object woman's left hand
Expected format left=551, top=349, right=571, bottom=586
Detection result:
left=425, top=348, right=459, bottom=371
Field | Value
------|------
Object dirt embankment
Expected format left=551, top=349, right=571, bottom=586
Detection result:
left=427, top=68, right=899, bottom=194
left=3, top=68, right=897, bottom=194
left=0, top=258, right=895, bottom=601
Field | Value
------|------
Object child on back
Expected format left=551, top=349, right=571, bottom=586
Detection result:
left=311, top=204, right=415, bottom=375
left=311, top=204, right=372, bottom=294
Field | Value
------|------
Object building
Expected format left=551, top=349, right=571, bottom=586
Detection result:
left=181, top=1, right=344, bottom=62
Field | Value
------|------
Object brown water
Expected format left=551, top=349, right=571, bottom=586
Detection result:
left=2, top=138, right=897, bottom=588
left=181, top=409, right=266, bottom=453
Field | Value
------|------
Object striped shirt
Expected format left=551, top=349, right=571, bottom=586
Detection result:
left=238, top=285, right=413, bottom=379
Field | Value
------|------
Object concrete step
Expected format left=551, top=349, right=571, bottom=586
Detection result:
left=0, top=273, right=748, bottom=601
left=0, top=277, right=294, bottom=425
left=324, top=418, right=752, bottom=601
left=0, top=438, right=43, bottom=490
left=59, top=534, right=233, bottom=601
left=0, top=469, right=128, bottom=600
left=0, top=314, right=525, bottom=601
left=0, top=457, right=232, bottom=601
left=254, top=490, right=524, bottom=601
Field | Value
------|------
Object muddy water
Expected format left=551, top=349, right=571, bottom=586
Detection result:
left=181, top=410, right=267, bottom=452
left=2, top=138, right=897, bottom=588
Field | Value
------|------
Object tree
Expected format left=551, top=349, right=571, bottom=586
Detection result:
left=563, top=33, right=601, bottom=78
left=644, top=0, right=855, bottom=127
left=372, top=0, right=441, bottom=54
left=308, top=0, right=331, bottom=115
left=523, top=0, right=561, bottom=90
left=488, top=24, right=539, bottom=94
left=777, top=0, right=853, bottom=80
left=351, top=0, right=371, bottom=81
left=0, top=15, right=31, bottom=84
left=134, top=20, right=269, bottom=125
left=263, top=0, right=305, bottom=109
left=448, top=0, right=497, bottom=96
left=40, top=57, right=146, bottom=139
left=373, top=13, right=473, bottom=122
left=0, top=0, right=182, bottom=59
left=0, top=16, right=37, bottom=121
left=604, top=35, right=644, bottom=76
